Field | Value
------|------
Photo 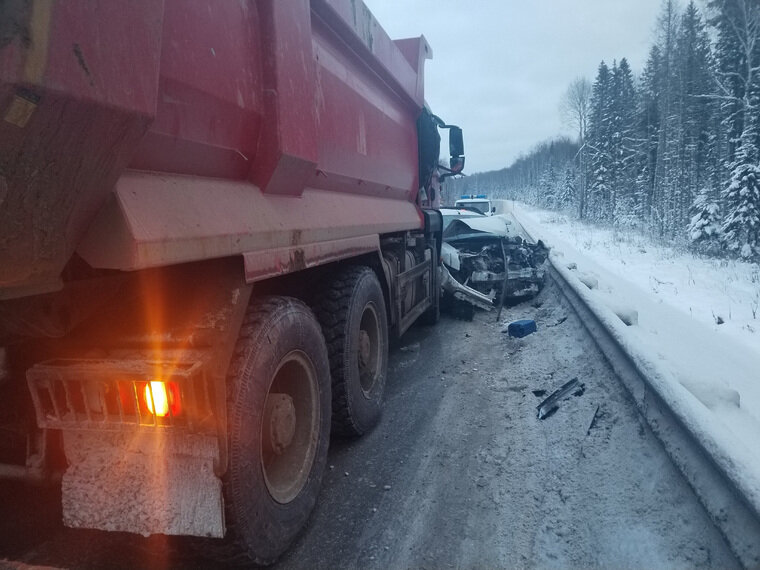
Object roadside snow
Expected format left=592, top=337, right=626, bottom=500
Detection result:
left=497, top=201, right=760, bottom=514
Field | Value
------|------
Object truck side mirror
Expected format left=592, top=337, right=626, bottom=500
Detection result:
left=449, top=126, right=464, bottom=157
left=491, top=206, right=496, bottom=213
left=436, top=120, right=465, bottom=180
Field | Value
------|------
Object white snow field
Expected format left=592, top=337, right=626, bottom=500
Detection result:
left=498, top=201, right=760, bottom=513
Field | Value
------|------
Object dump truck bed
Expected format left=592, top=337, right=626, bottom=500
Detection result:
left=0, top=0, right=430, bottom=299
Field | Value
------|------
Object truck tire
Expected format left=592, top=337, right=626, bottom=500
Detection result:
left=221, top=296, right=331, bottom=566
left=313, top=266, right=388, bottom=437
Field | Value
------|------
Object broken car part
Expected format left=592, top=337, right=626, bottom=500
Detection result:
left=536, top=378, right=585, bottom=420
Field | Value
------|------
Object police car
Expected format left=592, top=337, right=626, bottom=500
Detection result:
left=453, top=195, right=494, bottom=216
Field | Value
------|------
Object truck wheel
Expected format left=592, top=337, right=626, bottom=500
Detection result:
left=222, top=296, right=331, bottom=565
left=313, top=266, right=388, bottom=437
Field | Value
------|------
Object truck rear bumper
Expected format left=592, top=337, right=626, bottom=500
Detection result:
left=26, top=357, right=226, bottom=537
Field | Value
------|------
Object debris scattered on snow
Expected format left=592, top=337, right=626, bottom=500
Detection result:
left=536, top=378, right=585, bottom=420
left=399, top=343, right=420, bottom=353
left=546, top=316, right=569, bottom=328
left=532, top=390, right=547, bottom=398
left=507, top=319, right=537, bottom=338
left=586, top=405, right=601, bottom=436
left=383, top=485, right=392, bottom=491
left=514, top=202, right=760, bottom=533
left=566, top=262, right=578, bottom=270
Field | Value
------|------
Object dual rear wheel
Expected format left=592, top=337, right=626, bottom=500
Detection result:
left=221, top=267, right=388, bottom=564
left=313, top=266, right=389, bottom=437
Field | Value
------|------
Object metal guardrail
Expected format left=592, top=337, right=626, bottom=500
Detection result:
left=512, top=208, right=760, bottom=568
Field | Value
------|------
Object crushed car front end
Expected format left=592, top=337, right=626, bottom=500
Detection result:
left=440, top=215, right=549, bottom=312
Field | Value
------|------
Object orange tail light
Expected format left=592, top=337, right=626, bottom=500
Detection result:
left=144, top=381, right=182, bottom=417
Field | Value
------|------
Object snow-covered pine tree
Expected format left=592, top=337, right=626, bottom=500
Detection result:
left=635, top=45, right=665, bottom=225
left=539, top=166, right=556, bottom=209
left=611, top=58, right=638, bottom=226
left=675, top=2, right=716, bottom=236
left=721, top=124, right=760, bottom=259
left=688, top=187, right=723, bottom=253
left=652, top=0, right=682, bottom=238
left=707, top=0, right=758, bottom=162
left=709, top=0, right=760, bottom=259
left=588, top=61, right=613, bottom=223
left=558, top=167, right=577, bottom=213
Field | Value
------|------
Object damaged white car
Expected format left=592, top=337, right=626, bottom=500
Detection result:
left=439, top=209, right=549, bottom=315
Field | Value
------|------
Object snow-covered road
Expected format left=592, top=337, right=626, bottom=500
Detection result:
left=282, top=278, right=738, bottom=568
left=2, top=276, right=738, bottom=568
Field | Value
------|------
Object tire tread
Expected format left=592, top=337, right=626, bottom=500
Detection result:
left=203, top=296, right=325, bottom=566
left=312, top=266, right=377, bottom=437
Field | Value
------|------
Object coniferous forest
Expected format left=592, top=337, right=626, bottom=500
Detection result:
left=450, top=0, right=760, bottom=261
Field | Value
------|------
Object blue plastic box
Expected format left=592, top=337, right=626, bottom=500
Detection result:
left=508, top=319, right=537, bottom=338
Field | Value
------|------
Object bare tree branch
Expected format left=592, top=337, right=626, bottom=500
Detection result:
left=559, top=77, right=592, bottom=143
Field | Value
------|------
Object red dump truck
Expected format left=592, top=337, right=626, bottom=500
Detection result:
left=0, top=0, right=464, bottom=564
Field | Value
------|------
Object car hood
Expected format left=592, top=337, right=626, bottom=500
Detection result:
left=442, top=215, right=513, bottom=240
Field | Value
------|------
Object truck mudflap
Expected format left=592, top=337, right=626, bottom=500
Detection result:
left=26, top=356, right=226, bottom=537
left=61, top=430, right=224, bottom=538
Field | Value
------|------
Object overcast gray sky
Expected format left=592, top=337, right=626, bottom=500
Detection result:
left=364, top=0, right=665, bottom=173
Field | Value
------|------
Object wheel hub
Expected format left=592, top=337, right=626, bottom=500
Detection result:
left=358, top=330, right=371, bottom=369
left=264, top=393, right=296, bottom=455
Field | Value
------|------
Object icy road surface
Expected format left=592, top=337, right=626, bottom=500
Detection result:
left=0, top=281, right=738, bottom=568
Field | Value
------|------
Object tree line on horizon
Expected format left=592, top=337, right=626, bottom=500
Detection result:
left=450, top=0, right=760, bottom=261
